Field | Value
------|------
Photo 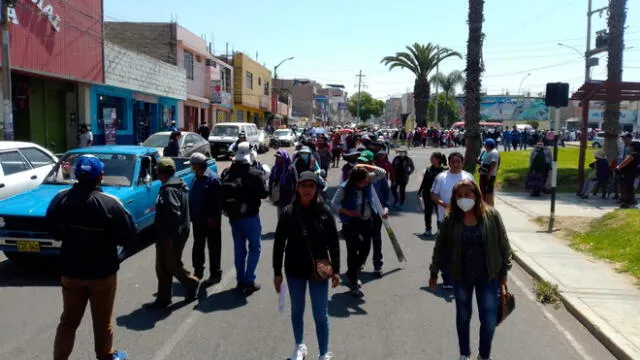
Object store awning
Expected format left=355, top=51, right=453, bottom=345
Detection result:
left=187, top=94, right=211, bottom=105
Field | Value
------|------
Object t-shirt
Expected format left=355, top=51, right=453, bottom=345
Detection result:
left=431, top=170, right=474, bottom=222
left=480, top=149, right=500, bottom=177
left=78, top=131, right=93, bottom=147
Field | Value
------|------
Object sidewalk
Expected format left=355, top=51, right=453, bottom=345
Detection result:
left=495, top=192, right=640, bottom=360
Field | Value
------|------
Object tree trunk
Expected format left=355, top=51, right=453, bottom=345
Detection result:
left=463, top=0, right=485, bottom=173
left=603, top=0, right=626, bottom=162
left=414, top=77, right=430, bottom=127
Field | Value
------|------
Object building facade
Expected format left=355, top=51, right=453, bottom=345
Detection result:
left=89, top=41, right=187, bottom=145
left=3, top=0, right=104, bottom=151
left=232, top=52, right=272, bottom=126
left=275, top=79, right=321, bottom=123
left=209, top=57, right=234, bottom=125
left=318, top=87, right=348, bottom=126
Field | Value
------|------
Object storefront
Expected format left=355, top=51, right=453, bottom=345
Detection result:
left=90, top=85, right=179, bottom=145
left=3, top=0, right=104, bottom=151
left=233, top=104, right=266, bottom=126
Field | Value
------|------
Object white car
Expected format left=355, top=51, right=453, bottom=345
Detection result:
left=0, top=141, right=58, bottom=200
left=592, top=132, right=624, bottom=150
left=273, top=128, right=296, bottom=146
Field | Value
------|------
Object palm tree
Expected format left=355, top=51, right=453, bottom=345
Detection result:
left=462, top=0, right=486, bottom=173
left=430, top=70, right=465, bottom=97
left=602, top=0, right=627, bottom=162
left=381, top=43, right=461, bottom=127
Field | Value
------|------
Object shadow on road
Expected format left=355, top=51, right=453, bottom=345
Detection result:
left=195, top=288, right=248, bottom=313
left=328, top=291, right=367, bottom=317
left=360, top=267, right=403, bottom=286
left=116, top=305, right=173, bottom=331
left=0, top=257, right=60, bottom=287
left=420, top=285, right=455, bottom=303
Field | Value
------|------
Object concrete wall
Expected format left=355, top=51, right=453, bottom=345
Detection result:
left=104, top=41, right=187, bottom=100
left=104, top=22, right=177, bottom=65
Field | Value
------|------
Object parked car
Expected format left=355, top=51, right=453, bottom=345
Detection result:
left=0, top=141, right=58, bottom=201
left=142, top=131, right=210, bottom=157
left=592, top=132, right=625, bottom=152
left=0, top=145, right=217, bottom=262
left=257, top=130, right=270, bottom=153
left=208, top=122, right=260, bottom=158
left=273, top=128, right=296, bottom=146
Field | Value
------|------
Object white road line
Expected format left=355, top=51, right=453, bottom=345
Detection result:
left=510, top=270, right=595, bottom=360
left=150, top=267, right=237, bottom=360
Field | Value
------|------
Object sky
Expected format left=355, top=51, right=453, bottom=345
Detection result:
left=105, top=0, right=640, bottom=101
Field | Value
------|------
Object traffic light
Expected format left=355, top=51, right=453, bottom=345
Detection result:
left=595, top=31, right=609, bottom=50
left=545, top=83, right=569, bottom=108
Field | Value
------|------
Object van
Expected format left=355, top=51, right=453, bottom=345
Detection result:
left=208, top=123, right=260, bottom=158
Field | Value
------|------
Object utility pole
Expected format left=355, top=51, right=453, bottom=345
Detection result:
left=355, top=70, right=365, bottom=124
left=2, top=1, right=13, bottom=140
left=434, top=46, right=439, bottom=127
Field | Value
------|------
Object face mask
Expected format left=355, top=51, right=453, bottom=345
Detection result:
left=456, top=198, right=475, bottom=212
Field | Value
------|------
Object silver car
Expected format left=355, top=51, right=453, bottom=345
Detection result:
left=142, top=131, right=211, bottom=157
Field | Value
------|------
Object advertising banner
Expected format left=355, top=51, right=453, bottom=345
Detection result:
left=572, top=101, right=638, bottom=124
left=456, top=96, right=550, bottom=121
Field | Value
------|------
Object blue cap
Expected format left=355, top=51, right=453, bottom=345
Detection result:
left=484, top=138, right=496, bottom=146
left=74, top=155, right=105, bottom=181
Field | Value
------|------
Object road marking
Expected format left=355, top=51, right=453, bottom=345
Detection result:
left=150, top=267, right=237, bottom=360
left=510, top=271, right=595, bottom=360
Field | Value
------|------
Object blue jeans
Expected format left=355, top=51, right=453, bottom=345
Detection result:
left=230, top=215, right=262, bottom=284
left=287, top=275, right=330, bottom=356
left=454, top=279, right=500, bottom=358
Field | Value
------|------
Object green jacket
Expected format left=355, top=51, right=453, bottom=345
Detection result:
left=429, top=207, right=512, bottom=283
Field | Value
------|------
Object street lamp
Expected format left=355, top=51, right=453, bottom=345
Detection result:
left=518, top=73, right=531, bottom=95
left=274, top=56, right=294, bottom=82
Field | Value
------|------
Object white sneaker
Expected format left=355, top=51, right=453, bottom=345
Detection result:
left=290, top=344, right=307, bottom=360
left=318, top=353, right=334, bottom=360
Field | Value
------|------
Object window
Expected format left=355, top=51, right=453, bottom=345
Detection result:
left=19, top=148, right=55, bottom=168
left=184, top=134, right=197, bottom=145
left=184, top=51, right=194, bottom=80
left=245, top=71, right=253, bottom=89
left=97, top=95, right=127, bottom=131
left=0, top=151, right=30, bottom=176
left=160, top=103, right=176, bottom=130
left=258, top=78, right=262, bottom=86
left=44, top=153, right=136, bottom=187
left=264, top=81, right=270, bottom=96
left=236, top=110, right=245, bottom=122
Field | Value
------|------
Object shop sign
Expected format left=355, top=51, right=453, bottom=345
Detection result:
left=211, top=80, right=222, bottom=104
left=7, top=0, right=62, bottom=31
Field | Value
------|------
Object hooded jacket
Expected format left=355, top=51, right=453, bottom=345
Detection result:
left=269, top=149, right=296, bottom=207
left=155, top=176, right=190, bottom=240
left=222, top=161, right=269, bottom=219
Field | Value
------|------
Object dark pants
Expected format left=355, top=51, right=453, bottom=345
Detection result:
left=371, top=216, right=383, bottom=270
left=454, top=279, right=500, bottom=359
left=54, top=275, right=117, bottom=360
left=342, top=219, right=373, bottom=286
left=391, top=181, right=408, bottom=206
left=423, top=195, right=436, bottom=231
left=155, top=237, right=199, bottom=303
left=621, top=174, right=638, bottom=206
left=511, top=140, right=519, bottom=150
left=192, top=220, right=222, bottom=278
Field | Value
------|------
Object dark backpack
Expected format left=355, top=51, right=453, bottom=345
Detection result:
left=219, top=167, right=247, bottom=218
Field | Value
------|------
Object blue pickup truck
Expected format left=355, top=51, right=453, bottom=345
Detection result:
left=0, top=145, right=217, bottom=262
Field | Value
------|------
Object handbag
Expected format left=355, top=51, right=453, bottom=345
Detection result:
left=497, top=284, right=516, bottom=325
left=297, top=212, right=333, bottom=281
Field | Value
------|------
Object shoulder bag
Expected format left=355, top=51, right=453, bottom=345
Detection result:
left=297, top=211, right=333, bottom=281
left=497, top=283, right=516, bottom=325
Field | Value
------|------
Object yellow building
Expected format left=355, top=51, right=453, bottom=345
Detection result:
left=232, top=52, right=272, bottom=126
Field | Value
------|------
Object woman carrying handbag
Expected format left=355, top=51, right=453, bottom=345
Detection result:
left=429, top=179, right=513, bottom=360
left=273, top=171, right=341, bottom=360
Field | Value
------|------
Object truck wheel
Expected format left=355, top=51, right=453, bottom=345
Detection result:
left=3, top=252, right=33, bottom=263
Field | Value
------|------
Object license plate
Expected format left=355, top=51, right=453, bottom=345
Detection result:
left=17, top=240, right=40, bottom=253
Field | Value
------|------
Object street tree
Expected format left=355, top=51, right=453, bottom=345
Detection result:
left=462, top=0, right=485, bottom=173
left=603, top=0, right=627, bottom=161
left=430, top=70, right=465, bottom=97
left=381, top=43, right=461, bottom=127
left=428, top=93, right=461, bottom=128
left=347, top=92, right=384, bottom=122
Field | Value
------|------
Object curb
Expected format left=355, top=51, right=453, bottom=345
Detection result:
left=496, top=194, right=635, bottom=360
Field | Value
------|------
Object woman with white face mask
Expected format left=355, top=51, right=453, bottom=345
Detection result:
left=428, top=179, right=512, bottom=360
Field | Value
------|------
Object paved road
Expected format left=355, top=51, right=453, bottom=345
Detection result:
left=0, top=146, right=616, bottom=359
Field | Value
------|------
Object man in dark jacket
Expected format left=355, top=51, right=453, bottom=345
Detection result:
left=220, top=142, right=269, bottom=294
left=164, top=131, right=181, bottom=157
left=146, top=157, right=199, bottom=309
left=186, top=152, right=222, bottom=286
left=47, top=155, right=135, bottom=360
left=197, top=120, right=210, bottom=141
